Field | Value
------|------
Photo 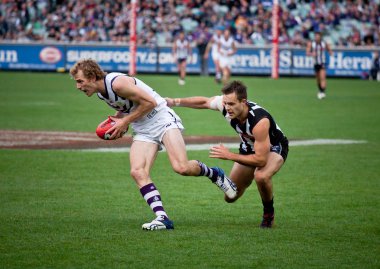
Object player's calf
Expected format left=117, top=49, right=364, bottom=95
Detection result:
left=171, top=162, right=193, bottom=176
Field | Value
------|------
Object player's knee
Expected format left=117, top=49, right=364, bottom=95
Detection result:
left=172, top=163, right=191, bottom=176
left=130, top=167, right=148, bottom=181
left=254, top=171, right=269, bottom=184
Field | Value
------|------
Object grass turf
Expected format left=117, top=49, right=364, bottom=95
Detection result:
left=0, top=72, right=379, bottom=268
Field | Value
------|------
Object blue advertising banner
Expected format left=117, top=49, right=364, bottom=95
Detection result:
left=206, top=48, right=314, bottom=75
left=232, top=48, right=272, bottom=74
left=327, top=50, right=372, bottom=77
left=157, top=46, right=200, bottom=73
left=209, top=47, right=374, bottom=77
left=66, top=45, right=133, bottom=72
left=0, top=43, right=377, bottom=78
left=286, top=49, right=315, bottom=75
left=66, top=45, right=202, bottom=73
left=282, top=48, right=373, bottom=77
left=0, top=44, right=65, bottom=70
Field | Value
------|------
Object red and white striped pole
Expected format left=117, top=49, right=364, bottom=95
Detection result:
left=129, top=0, right=137, bottom=76
left=271, top=0, right=279, bottom=79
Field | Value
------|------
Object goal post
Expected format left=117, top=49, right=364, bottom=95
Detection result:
left=129, top=0, right=137, bottom=76
left=271, top=0, right=279, bottom=79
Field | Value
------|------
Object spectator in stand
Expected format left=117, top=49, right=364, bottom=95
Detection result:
left=363, top=26, right=376, bottom=46
left=172, top=31, right=192, bottom=85
left=235, top=14, right=248, bottom=32
left=351, top=29, right=363, bottom=46
left=234, top=28, right=245, bottom=44
left=282, top=10, right=298, bottom=30
left=290, top=30, right=305, bottom=47
left=287, top=0, right=297, bottom=10
left=278, top=24, right=290, bottom=45
left=250, top=25, right=265, bottom=45
left=0, top=14, right=8, bottom=39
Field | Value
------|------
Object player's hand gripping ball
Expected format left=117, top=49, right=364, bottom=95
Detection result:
left=96, top=117, right=127, bottom=140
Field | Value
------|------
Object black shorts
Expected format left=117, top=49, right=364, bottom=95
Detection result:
left=239, top=137, right=289, bottom=162
left=314, top=63, right=326, bottom=72
left=177, top=58, right=186, bottom=64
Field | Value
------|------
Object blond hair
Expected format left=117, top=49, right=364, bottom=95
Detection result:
left=69, top=59, right=106, bottom=80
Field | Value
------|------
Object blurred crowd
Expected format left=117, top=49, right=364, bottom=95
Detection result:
left=0, top=0, right=379, bottom=48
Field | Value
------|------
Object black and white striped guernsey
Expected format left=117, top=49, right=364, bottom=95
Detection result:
left=222, top=101, right=286, bottom=154
left=311, top=40, right=327, bottom=65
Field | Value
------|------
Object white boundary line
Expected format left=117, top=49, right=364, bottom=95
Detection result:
left=80, top=139, right=367, bottom=153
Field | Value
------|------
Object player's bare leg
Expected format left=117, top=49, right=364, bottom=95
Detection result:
left=320, top=69, right=327, bottom=94
left=317, top=69, right=327, bottom=99
left=222, top=67, right=231, bottom=85
left=130, top=141, right=158, bottom=187
left=181, top=62, right=187, bottom=84
left=162, top=128, right=199, bottom=176
left=254, top=152, right=284, bottom=228
left=178, top=61, right=186, bottom=85
left=130, top=141, right=174, bottom=230
left=214, top=59, right=222, bottom=83
left=222, top=162, right=255, bottom=203
left=162, top=128, right=237, bottom=198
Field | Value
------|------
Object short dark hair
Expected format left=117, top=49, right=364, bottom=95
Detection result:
left=221, top=80, right=247, bottom=101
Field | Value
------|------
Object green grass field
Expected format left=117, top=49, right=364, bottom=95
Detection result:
left=0, top=72, right=379, bottom=268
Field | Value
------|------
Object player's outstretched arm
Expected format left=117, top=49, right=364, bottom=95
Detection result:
left=165, top=96, right=222, bottom=111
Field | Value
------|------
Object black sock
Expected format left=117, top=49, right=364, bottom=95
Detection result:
left=262, top=197, right=274, bottom=214
left=318, top=84, right=326, bottom=93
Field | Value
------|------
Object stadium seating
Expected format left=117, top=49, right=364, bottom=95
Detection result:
left=0, top=0, right=379, bottom=47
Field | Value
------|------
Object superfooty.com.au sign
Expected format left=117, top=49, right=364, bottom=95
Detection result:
left=0, top=43, right=377, bottom=77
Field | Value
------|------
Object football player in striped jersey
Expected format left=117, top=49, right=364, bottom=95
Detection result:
left=218, top=28, right=237, bottom=85
left=204, top=26, right=223, bottom=83
left=70, top=59, right=237, bottom=231
left=172, top=31, right=192, bottom=86
left=306, top=31, right=333, bottom=99
left=166, top=81, right=289, bottom=228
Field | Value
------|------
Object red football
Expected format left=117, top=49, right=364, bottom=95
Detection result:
left=96, top=117, right=127, bottom=140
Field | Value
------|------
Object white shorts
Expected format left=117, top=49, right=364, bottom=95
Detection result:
left=132, top=107, right=184, bottom=150
left=219, top=55, right=232, bottom=69
left=212, top=50, right=220, bottom=62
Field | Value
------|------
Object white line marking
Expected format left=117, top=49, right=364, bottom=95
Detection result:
left=79, top=139, right=367, bottom=153
left=290, top=139, right=367, bottom=146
